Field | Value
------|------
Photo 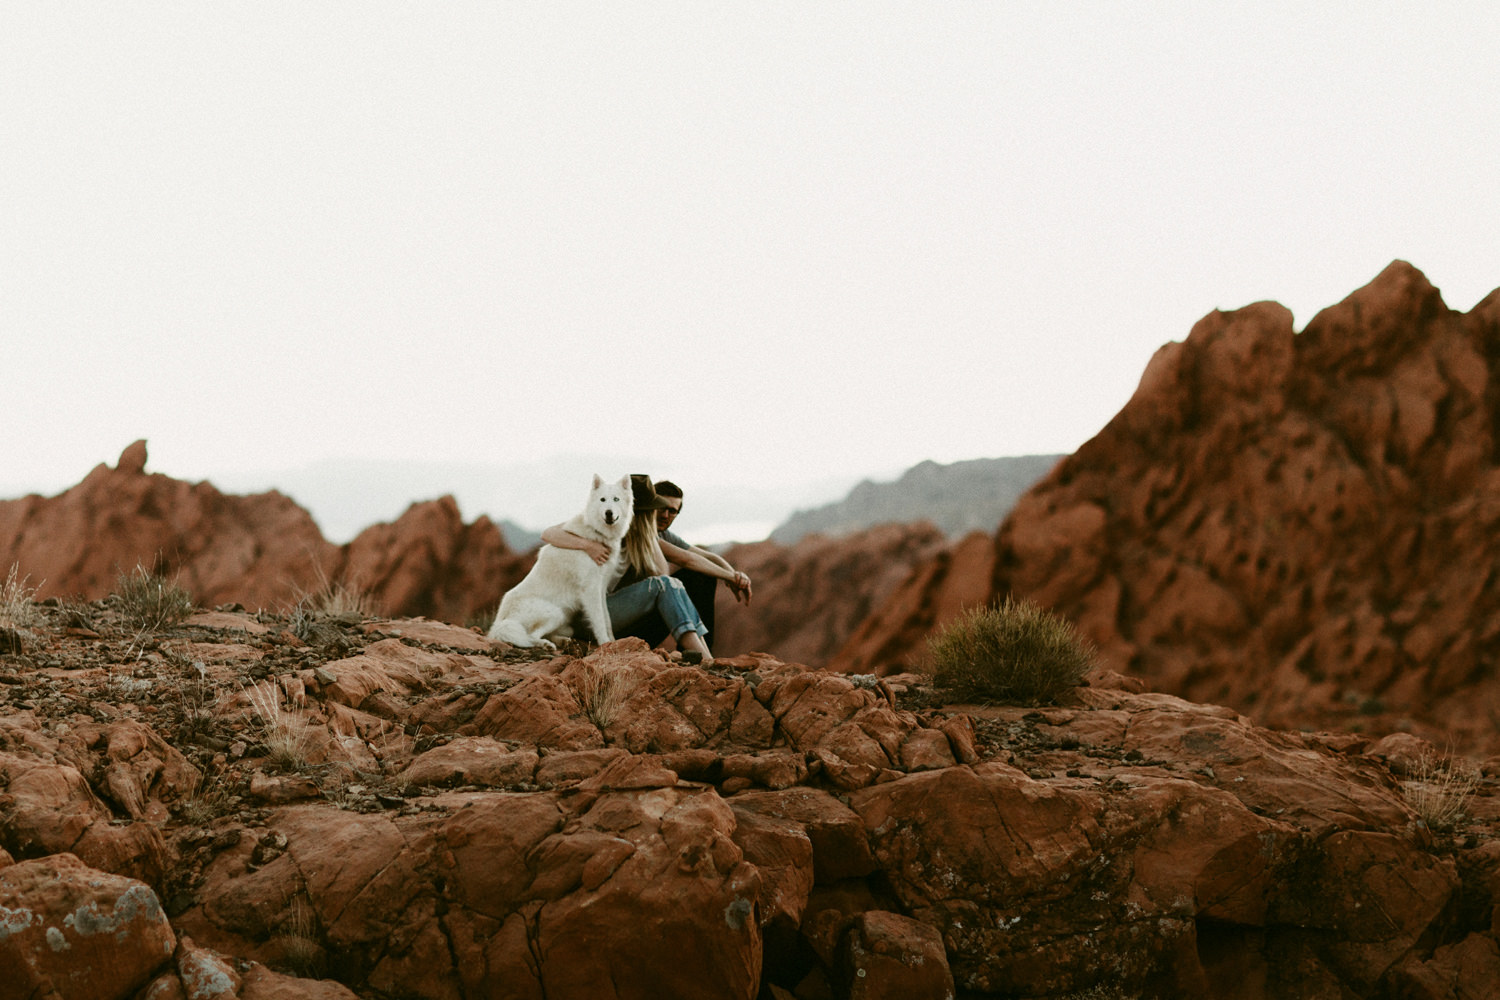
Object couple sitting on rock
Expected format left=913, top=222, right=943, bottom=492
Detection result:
left=542, top=475, right=752, bottom=664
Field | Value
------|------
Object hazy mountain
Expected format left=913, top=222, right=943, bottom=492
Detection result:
left=769, top=455, right=1064, bottom=545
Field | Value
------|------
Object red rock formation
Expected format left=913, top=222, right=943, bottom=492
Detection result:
left=837, top=262, right=1500, bottom=753
left=6, top=604, right=1499, bottom=998
left=341, top=496, right=526, bottom=624
left=828, top=529, right=996, bottom=675
left=0, top=441, right=530, bottom=623
left=714, top=523, right=947, bottom=663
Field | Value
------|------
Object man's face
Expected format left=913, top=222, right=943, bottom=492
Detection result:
left=656, top=496, right=682, bottom=532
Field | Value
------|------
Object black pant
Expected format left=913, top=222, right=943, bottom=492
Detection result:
left=618, top=568, right=717, bottom=651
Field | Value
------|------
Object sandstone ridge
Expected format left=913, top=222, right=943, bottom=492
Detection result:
left=0, top=600, right=1498, bottom=998
left=834, top=262, right=1500, bottom=755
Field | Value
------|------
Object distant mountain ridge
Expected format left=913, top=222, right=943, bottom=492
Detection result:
left=769, top=455, right=1064, bottom=545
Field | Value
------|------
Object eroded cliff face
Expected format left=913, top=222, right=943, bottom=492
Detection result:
left=838, top=262, right=1500, bottom=752
left=0, top=441, right=531, bottom=622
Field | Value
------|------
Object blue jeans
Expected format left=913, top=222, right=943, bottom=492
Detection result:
left=607, top=575, right=707, bottom=642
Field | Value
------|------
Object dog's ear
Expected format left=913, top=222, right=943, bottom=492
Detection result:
left=617, top=474, right=630, bottom=491
left=592, top=473, right=604, bottom=489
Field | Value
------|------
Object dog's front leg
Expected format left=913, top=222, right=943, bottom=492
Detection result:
left=582, top=583, right=614, bottom=645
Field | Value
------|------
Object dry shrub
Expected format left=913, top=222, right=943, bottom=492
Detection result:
left=297, top=564, right=379, bottom=618
left=270, top=897, right=325, bottom=978
left=1402, top=751, right=1481, bottom=832
left=177, top=767, right=234, bottom=826
left=0, top=564, right=44, bottom=630
left=928, top=597, right=1095, bottom=705
left=573, top=662, right=631, bottom=731
left=242, top=681, right=309, bottom=771
left=114, top=565, right=194, bottom=631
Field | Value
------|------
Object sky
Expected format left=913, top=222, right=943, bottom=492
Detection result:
left=4, top=2, right=1498, bottom=543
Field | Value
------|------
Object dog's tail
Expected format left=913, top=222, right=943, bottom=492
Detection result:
left=486, top=616, right=536, bottom=647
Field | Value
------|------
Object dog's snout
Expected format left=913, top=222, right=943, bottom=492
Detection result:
left=604, top=510, right=616, bottom=525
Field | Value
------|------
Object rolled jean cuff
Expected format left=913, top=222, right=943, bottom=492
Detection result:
left=607, top=575, right=706, bottom=641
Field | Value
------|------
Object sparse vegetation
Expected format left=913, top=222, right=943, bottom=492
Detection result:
left=573, top=662, right=631, bottom=731
left=296, top=565, right=379, bottom=618
left=289, top=601, right=345, bottom=648
left=177, top=767, right=235, bottom=826
left=242, top=680, right=309, bottom=771
left=113, top=565, right=194, bottom=631
left=270, top=896, right=326, bottom=978
left=928, top=597, right=1096, bottom=705
left=0, top=564, right=44, bottom=630
left=1402, top=751, right=1481, bottom=832
left=466, top=604, right=499, bottom=633
left=165, top=651, right=219, bottom=742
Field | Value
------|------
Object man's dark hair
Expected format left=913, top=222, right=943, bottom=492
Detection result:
left=654, top=480, right=683, bottom=500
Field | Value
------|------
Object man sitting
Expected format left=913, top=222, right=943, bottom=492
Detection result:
left=621, top=479, right=752, bottom=651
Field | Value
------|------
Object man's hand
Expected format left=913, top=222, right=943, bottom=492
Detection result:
left=730, top=570, right=753, bottom=605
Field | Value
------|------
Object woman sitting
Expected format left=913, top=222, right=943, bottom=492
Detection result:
left=541, top=475, right=733, bottom=663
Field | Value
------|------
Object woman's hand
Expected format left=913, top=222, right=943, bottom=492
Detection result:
left=730, top=571, right=752, bottom=604
left=584, top=540, right=611, bottom=565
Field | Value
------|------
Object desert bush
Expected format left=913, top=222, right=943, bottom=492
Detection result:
left=297, top=565, right=379, bottom=618
left=242, top=680, right=309, bottom=771
left=0, top=564, right=43, bottom=630
left=928, top=597, right=1095, bottom=705
left=1402, top=751, right=1481, bottom=832
left=177, top=763, right=234, bottom=825
left=114, top=565, right=194, bottom=631
left=165, top=651, right=219, bottom=742
left=270, top=897, right=326, bottom=978
left=573, top=662, right=631, bottom=731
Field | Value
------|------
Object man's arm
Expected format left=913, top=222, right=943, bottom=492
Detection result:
left=540, top=524, right=612, bottom=565
left=661, top=539, right=753, bottom=605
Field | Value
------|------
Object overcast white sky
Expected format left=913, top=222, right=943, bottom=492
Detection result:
left=4, top=3, right=1498, bottom=541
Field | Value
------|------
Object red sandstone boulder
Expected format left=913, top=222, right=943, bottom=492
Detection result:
left=342, top=497, right=528, bottom=623
left=174, top=783, right=765, bottom=1000
left=0, top=853, right=176, bottom=1000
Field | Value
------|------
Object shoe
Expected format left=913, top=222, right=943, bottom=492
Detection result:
left=681, top=650, right=704, bottom=665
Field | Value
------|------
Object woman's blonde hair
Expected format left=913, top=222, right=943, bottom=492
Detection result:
left=623, top=508, right=668, bottom=580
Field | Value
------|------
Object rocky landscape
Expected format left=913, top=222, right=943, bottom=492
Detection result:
left=5, top=261, right=1500, bottom=998
left=833, top=262, right=1500, bottom=757
left=2, top=589, right=1499, bottom=999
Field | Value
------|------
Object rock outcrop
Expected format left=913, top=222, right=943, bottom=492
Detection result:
left=0, top=441, right=531, bottom=623
left=1, top=600, right=1498, bottom=997
left=715, top=522, right=948, bottom=664
left=832, top=262, right=1500, bottom=755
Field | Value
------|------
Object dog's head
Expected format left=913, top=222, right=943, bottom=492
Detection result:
left=589, top=473, right=633, bottom=530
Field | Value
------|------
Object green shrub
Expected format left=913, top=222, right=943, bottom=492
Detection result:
left=114, top=565, right=195, bottom=631
left=928, top=597, right=1096, bottom=705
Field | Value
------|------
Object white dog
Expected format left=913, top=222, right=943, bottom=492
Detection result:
left=486, top=474, right=631, bottom=649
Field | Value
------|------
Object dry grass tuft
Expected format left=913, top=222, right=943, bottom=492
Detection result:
left=297, top=565, right=379, bottom=618
left=271, top=896, right=325, bottom=978
left=114, top=565, right=194, bottom=631
left=242, top=680, right=310, bottom=772
left=177, top=761, right=234, bottom=825
left=573, top=662, right=631, bottom=732
left=928, top=597, right=1096, bottom=706
left=1402, top=751, right=1481, bottom=832
left=0, top=564, right=44, bottom=630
